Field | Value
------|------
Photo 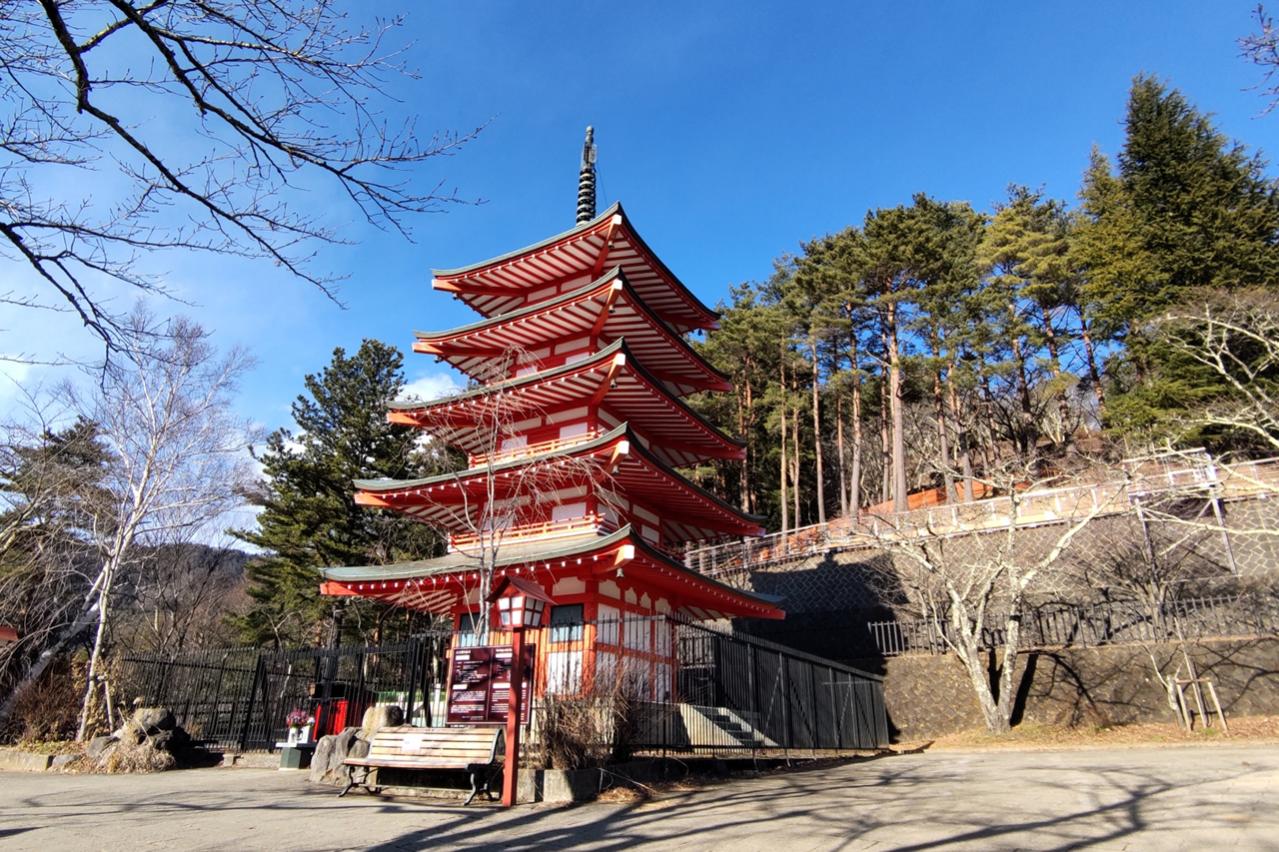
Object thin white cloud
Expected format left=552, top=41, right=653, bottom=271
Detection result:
left=401, top=370, right=464, bottom=402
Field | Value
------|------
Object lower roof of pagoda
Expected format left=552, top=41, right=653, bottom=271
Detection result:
left=431, top=202, right=719, bottom=335
left=388, top=339, right=743, bottom=469
left=353, top=422, right=765, bottom=543
left=413, top=267, right=730, bottom=397
left=317, top=525, right=784, bottom=621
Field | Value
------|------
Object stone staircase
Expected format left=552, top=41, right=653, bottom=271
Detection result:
left=701, top=708, right=769, bottom=748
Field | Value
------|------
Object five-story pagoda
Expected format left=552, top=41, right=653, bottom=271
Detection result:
left=319, top=129, right=782, bottom=700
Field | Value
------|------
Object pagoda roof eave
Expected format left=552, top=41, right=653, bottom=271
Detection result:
left=387, top=339, right=744, bottom=466
left=413, top=268, right=731, bottom=395
left=317, top=524, right=784, bottom=621
left=354, top=421, right=629, bottom=492
left=354, top=421, right=765, bottom=538
left=431, top=202, right=621, bottom=278
left=431, top=202, right=720, bottom=331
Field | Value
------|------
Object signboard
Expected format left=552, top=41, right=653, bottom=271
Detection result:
left=446, top=644, right=535, bottom=726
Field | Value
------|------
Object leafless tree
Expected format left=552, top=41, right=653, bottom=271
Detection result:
left=1, top=1, right=478, bottom=351
left=392, top=348, right=616, bottom=641
left=0, top=308, right=255, bottom=738
left=859, top=460, right=1109, bottom=733
left=1153, top=289, right=1279, bottom=454
left=1242, top=4, right=1279, bottom=114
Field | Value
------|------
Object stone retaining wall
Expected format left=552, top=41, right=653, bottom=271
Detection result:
left=854, top=637, right=1279, bottom=740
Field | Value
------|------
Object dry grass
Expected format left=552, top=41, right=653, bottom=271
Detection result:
left=902, top=714, right=1279, bottom=752
left=101, top=742, right=176, bottom=774
left=12, top=739, right=84, bottom=756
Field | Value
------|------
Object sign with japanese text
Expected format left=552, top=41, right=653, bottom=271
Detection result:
left=445, top=643, right=535, bottom=725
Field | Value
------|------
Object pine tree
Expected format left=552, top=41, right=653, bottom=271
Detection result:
left=236, top=340, right=448, bottom=646
left=1076, top=76, right=1279, bottom=437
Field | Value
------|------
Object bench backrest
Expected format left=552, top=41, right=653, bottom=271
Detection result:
left=366, top=726, right=504, bottom=767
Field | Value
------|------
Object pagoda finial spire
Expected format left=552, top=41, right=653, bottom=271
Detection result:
left=576, top=126, right=597, bottom=225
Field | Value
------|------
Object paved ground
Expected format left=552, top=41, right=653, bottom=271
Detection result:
left=1, top=745, right=1276, bottom=850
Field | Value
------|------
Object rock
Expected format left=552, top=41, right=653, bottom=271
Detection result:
left=131, top=707, right=176, bottom=734
left=87, top=734, right=118, bottom=760
left=309, top=735, right=337, bottom=784
left=50, top=754, right=77, bottom=770
left=360, top=705, right=403, bottom=737
left=348, top=737, right=370, bottom=761
left=112, top=722, right=145, bottom=745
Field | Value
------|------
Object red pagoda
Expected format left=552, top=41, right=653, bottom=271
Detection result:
left=320, top=129, right=781, bottom=700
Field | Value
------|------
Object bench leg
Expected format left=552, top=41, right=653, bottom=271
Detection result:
left=464, top=771, right=480, bottom=807
left=338, top=766, right=366, bottom=798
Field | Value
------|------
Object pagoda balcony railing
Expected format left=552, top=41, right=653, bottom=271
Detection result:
left=448, top=515, right=616, bottom=552
left=468, top=430, right=603, bottom=467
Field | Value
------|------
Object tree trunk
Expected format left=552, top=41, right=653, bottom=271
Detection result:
left=791, top=395, right=801, bottom=527
left=809, top=335, right=826, bottom=526
left=947, top=367, right=976, bottom=501
left=887, top=301, right=908, bottom=512
left=835, top=393, right=849, bottom=519
left=879, top=370, right=891, bottom=504
left=738, top=373, right=750, bottom=513
left=1075, top=304, right=1106, bottom=421
left=850, top=333, right=864, bottom=518
left=779, top=353, right=789, bottom=536
left=1041, top=305, right=1072, bottom=444
left=932, top=351, right=956, bottom=505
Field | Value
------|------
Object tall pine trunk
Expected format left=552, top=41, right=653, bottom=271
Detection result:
left=1074, top=303, right=1106, bottom=421
left=879, top=369, right=891, bottom=504
left=850, top=328, right=864, bottom=518
left=836, top=393, right=849, bottom=519
left=809, top=335, right=826, bottom=525
left=779, top=350, right=789, bottom=536
left=1041, top=305, right=1072, bottom=442
left=887, top=300, right=908, bottom=512
left=947, top=370, right=976, bottom=501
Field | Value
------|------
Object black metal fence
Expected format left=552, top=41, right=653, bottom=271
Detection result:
left=116, top=632, right=451, bottom=751
left=667, top=619, right=888, bottom=751
left=868, top=592, right=1279, bottom=657
left=116, top=617, right=889, bottom=754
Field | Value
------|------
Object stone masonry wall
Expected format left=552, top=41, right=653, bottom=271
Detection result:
left=858, top=637, right=1279, bottom=741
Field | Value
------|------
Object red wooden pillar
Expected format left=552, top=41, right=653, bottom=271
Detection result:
left=502, top=628, right=526, bottom=807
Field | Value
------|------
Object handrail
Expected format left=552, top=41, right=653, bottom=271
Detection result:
left=448, top=515, right=609, bottom=550
left=469, top=430, right=602, bottom=466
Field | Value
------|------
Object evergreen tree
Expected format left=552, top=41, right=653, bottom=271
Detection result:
left=1076, top=76, right=1279, bottom=436
left=236, top=341, right=448, bottom=646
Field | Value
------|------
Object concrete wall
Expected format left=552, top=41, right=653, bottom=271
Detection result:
left=854, top=637, right=1279, bottom=741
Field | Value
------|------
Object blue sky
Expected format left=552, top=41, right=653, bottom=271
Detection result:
left=3, top=1, right=1275, bottom=437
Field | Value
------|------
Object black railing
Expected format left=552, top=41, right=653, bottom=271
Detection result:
left=116, top=617, right=889, bottom=754
left=867, top=593, right=1279, bottom=657
left=117, top=632, right=452, bottom=751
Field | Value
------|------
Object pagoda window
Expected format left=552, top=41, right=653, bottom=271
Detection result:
left=499, top=435, right=527, bottom=453
left=640, top=524, right=660, bottom=545
left=545, top=649, right=583, bottom=695
left=549, top=604, right=585, bottom=642
left=597, top=604, right=620, bottom=644
left=551, top=501, right=587, bottom=523
left=455, top=611, right=481, bottom=647
left=558, top=421, right=589, bottom=440
left=624, top=612, right=651, bottom=652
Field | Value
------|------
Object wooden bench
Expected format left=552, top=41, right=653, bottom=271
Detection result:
left=340, top=726, right=505, bottom=805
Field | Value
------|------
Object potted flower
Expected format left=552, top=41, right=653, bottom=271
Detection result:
left=285, top=708, right=309, bottom=745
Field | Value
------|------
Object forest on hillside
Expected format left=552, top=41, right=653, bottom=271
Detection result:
left=689, top=77, right=1279, bottom=533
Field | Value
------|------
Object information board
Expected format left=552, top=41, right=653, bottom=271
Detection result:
left=445, top=643, right=535, bottom=726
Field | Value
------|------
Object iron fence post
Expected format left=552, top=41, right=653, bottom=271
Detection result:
left=240, top=652, right=266, bottom=753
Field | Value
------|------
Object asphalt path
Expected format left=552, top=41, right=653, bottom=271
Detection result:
left=1, top=744, right=1275, bottom=850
